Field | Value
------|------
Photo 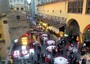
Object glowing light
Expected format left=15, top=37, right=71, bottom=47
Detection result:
left=64, top=34, right=69, bottom=37
left=21, top=37, right=28, bottom=45
left=22, top=46, right=26, bottom=50
left=29, top=49, right=34, bottom=54
left=14, top=39, right=18, bottom=43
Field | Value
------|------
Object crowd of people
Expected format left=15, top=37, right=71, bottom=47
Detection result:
left=11, top=29, right=89, bottom=64
left=31, top=31, right=84, bottom=64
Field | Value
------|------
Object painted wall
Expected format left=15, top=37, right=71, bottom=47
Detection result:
left=0, top=17, right=11, bottom=60
left=38, top=0, right=90, bottom=33
left=0, top=20, right=4, bottom=41
left=9, top=0, right=25, bottom=11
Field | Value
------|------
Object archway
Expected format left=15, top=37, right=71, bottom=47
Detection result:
left=83, top=24, right=90, bottom=46
left=65, top=19, right=80, bottom=48
left=66, top=19, right=80, bottom=36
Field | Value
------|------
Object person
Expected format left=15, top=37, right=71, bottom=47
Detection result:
left=45, top=56, right=50, bottom=64
left=76, top=60, right=80, bottom=64
left=33, top=61, right=37, bottom=64
left=43, top=54, right=46, bottom=63
left=81, top=58, right=86, bottom=64
left=8, top=61, right=11, bottom=64
left=73, top=57, right=77, bottom=64
left=38, top=45, right=42, bottom=52
left=31, top=52, right=34, bottom=62
left=10, top=58, right=13, bottom=64
left=36, top=61, right=40, bottom=64
left=69, top=53, right=74, bottom=64
left=37, top=52, right=40, bottom=61
left=52, top=49, right=56, bottom=56
left=51, top=58, right=54, bottom=64
left=58, top=37, right=61, bottom=43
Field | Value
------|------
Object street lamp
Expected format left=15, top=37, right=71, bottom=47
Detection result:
left=14, top=39, right=18, bottom=43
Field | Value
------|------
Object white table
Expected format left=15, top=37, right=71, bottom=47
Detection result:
left=54, top=57, right=68, bottom=64
left=42, top=37, right=48, bottom=41
left=13, top=50, right=20, bottom=58
left=46, top=40, right=55, bottom=45
left=68, top=46, right=78, bottom=53
left=29, top=48, right=34, bottom=55
left=73, top=47, right=78, bottom=53
left=42, top=37, right=48, bottom=44
left=46, top=45, right=56, bottom=52
left=41, top=34, right=48, bottom=37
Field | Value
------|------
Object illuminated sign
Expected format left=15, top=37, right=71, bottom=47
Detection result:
left=21, top=37, right=28, bottom=45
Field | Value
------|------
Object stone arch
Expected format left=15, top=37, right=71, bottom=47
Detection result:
left=65, top=19, right=80, bottom=36
left=83, top=24, right=90, bottom=46
left=83, top=24, right=90, bottom=33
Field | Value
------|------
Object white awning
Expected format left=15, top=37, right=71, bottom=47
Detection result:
left=49, top=26, right=59, bottom=34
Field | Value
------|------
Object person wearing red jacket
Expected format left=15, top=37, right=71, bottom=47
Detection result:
left=45, top=56, right=50, bottom=64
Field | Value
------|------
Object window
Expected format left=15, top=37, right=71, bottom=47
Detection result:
left=21, top=0, right=23, bottom=2
left=37, top=8, right=39, bottom=11
left=10, top=0, right=12, bottom=2
left=86, top=0, right=90, bottom=14
left=16, top=15, right=20, bottom=19
left=52, top=10, right=54, bottom=12
left=21, top=8, right=23, bottom=11
left=38, top=0, right=39, bottom=2
left=14, top=0, right=16, bottom=2
left=68, top=0, right=83, bottom=13
left=47, top=10, right=49, bottom=12
left=0, top=34, right=2, bottom=38
left=3, top=20, right=7, bottom=24
left=60, top=10, right=62, bottom=13
left=17, top=0, right=19, bottom=2
left=17, top=8, right=19, bottom=10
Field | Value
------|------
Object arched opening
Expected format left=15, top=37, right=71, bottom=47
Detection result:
left=66, top=19, right=80, bottom=36
left=17, top=8, right=19, bottom=10
left=21, top=8, right=23, bottom=11
left=83, top=24, right=90, bottom=46
left=65, top=19, right=80, bottom=48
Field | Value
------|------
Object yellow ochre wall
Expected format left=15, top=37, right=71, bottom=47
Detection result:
left=0, top=17, right=11, bottom=60
left=0, top=20, right=5, bottom=41
left=0, top=19, right=7, bottom=60
left=38, top=0, right=90, bottom=33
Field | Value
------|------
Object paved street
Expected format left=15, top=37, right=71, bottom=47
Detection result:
left=11, top=28, right=82, bottom=64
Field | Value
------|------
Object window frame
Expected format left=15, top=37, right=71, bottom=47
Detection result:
left=86, top=0, right=90, bottom=14
left=68, top=0, right=83, bottom=13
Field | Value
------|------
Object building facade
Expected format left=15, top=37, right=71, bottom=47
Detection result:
left=0, top=0, right=10, bottom=14
left=0, top=15, right=11, bottom=60
left=37, top=0, right=90, bottom=47
left=9, top=0, right=27, bottom=11
left=31, top=0, right=42, bottom=17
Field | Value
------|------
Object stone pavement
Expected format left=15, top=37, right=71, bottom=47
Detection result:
left=80, top=53, right=90, bottom=64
